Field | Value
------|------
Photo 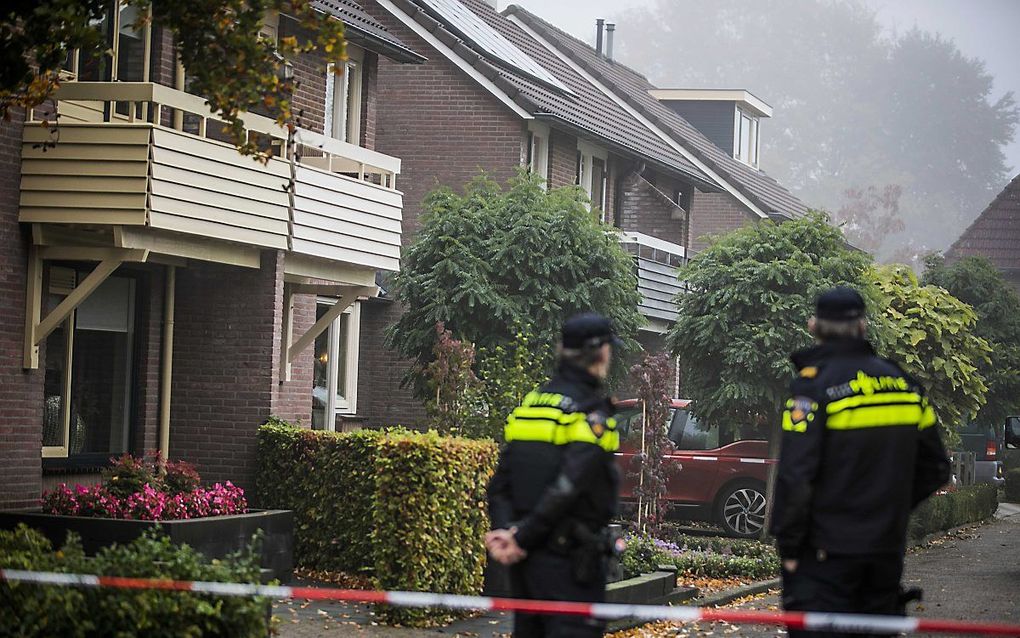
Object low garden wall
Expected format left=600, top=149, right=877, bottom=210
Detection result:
left=255, top=422, right=498, bottom=626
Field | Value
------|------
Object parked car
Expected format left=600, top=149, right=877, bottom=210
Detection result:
left=956, top=421, right=1005, bottom=487
left=614, top=399, right=775, bottom=538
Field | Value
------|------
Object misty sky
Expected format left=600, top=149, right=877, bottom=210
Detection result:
left=500, top=0, right=1020, bottom=175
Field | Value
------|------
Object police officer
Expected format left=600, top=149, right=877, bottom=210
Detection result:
left=486, top=313, right=622, bottom=638
left=770, top=287, right=951, bottom=637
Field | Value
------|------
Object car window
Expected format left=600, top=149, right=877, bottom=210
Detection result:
left=669, top=409, right=719, bottom=451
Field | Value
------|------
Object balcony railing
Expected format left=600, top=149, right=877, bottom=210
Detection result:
left=619, top=231, right=687, bottom=323
left=21, top=82, right=402, bottom=273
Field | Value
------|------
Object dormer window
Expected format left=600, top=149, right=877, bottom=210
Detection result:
left=734, top=108, right=760, bottom=168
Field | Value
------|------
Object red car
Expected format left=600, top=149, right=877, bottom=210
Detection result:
left=614, top=399, right=775, bottom=538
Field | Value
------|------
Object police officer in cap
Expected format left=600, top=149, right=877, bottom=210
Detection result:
left=486, top=312, right=622, bottom=637
left=770, top=287, right=950, bottom=637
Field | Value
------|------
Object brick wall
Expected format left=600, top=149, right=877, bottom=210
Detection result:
left=361, top=51, right=379, bottom=150
left=131, top=266, right=165, bottom=455
left=0, top=110, right=44, bottom=509
left=272, top=292, right=315, bottom=427
left=547, top=128, right=577, bottom=189
left=618, top=168, right=687, bottom=246
left=169, top=251, right=284, bottom=494
left=151, top=26, right=176, bottom=87
left=357, top=298, right=426, bottom=428
left=689, top=190, right=758, bottom=253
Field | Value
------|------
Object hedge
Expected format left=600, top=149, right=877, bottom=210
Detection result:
left=1004, top=468, right=1020, bottom=503
left=0, top=524, right=268, bottom=637
left=908, top=484, right=999, bottom=542
left=619, top=535, right=779, bottom=581
left=256, top=422, right=498, bottom=626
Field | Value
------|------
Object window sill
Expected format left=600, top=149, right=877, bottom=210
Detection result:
left=42, top=454, right=116, bottom=475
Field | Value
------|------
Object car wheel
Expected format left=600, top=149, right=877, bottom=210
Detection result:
left=716, top=482, right=767, bottom=538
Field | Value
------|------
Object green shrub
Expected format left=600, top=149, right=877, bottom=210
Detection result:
left=1004, top=468, right=1020, bottom=503
left=372, top=431, right=497, bottom=626
left=908, top=484, right=999, bottom=542
left=256, top=422, right=498, bottom=627
left=0, top=525, right=268, bottom=637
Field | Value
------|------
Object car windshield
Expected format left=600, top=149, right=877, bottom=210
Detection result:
left=668, top=409, right=720, bottom=450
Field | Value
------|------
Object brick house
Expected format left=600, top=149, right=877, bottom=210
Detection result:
left=353, top=0, right=808, bottom=425
left=0, top=0, right=425, bottom=509
left=945, top=173, right=1020, bottom=293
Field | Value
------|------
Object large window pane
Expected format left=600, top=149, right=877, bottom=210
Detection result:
left=43, top=296, right=69, bottom=449
left=312, top=304, right=331, bottom=430
left=116, top=4, right=146, bottom=82
left=79, top=4, right=114, bottom=81
left=336, top=313, right=349, bottom=403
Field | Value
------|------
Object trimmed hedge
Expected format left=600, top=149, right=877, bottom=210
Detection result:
left=0, top=524, right=268, bottom=637
left=1004, top=468, right=1020, bottom=503
left=256, top=422, right=498, bottom=626
left=908, top=484, right=999, bottom=542
left=620, top=535, right=779, bottom=581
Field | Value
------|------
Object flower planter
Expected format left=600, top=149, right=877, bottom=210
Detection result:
left=0, top=508, right=294, bottom=583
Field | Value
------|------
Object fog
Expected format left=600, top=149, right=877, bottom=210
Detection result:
left=501, top=0, right=1020, bottom=261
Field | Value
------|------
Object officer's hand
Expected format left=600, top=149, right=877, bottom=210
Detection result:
left=485, top=529, right=527, bottom=566
left=782, top=559, right=799, bottom=573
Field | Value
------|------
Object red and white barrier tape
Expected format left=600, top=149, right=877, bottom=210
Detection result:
left=2, top=569, right=1019, bottom=636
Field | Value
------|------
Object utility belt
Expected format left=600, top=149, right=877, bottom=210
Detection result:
left=546, top=519, right=624, bottom=585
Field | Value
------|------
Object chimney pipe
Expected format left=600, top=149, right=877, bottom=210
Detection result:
left=595, top=19, right=604, bottom=55
left=605, top=23, right=616, bottom=61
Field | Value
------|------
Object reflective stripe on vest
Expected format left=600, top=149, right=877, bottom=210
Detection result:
left=825, top=391, right=936, bottom=431
left=504, top=405, right=619, bottom=452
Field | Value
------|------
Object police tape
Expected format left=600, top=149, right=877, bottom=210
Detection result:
left=2, top=569, right=1019, bottom=636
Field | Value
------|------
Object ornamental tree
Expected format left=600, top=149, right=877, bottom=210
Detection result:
left=2, top=0, right=347, bottom=158
left=388, top=170, right=643, bottom=393
left=628, top=353, right=675, bottom=537
left=869, top=264, right=990, bottom=445
left=666, top=213, right=873, bottom=442
left=922, top=254, right=1020, bottom=429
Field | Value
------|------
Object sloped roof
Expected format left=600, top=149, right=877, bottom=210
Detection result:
left=383, top=0, right=720, bottom=190
left=505, top=5, right=810, bottom=219
left=947, top=174, right=1020, bottom=273
left=312, top=0, right=426, bottom=63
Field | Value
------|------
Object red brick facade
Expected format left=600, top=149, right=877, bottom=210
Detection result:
left=689, top=190, right=759, bottom=252
left=547, top=128, right=578, bottom=189
left=617, top=168, right=688, bottom=247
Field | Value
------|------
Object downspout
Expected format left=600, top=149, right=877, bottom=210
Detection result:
left=159, top=265, right=176, bottom=458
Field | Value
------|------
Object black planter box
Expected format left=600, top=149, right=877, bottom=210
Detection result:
left=0, top=509, right=294, bottom=583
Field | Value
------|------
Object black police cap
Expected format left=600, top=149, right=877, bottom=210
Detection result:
left=561, top=313, right=622, bottom=349
left=815, top=286, right=866, bottom=321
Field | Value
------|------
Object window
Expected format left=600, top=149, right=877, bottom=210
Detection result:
left=43, top=268, right=136, bottom=458
left=734, top=108, right=759, bottom=168
left=74, top=2, right=150, bottom=83
left=525, top=122, right=549, bottom=188
left=667, top=410, right=719, bottom=451
left=575, top=140, right=609, bottom=217
left=311, top=299, right=361, bottom=429
left=591, top=157, right=607, bottom=221
left=324, top=48, right=364, bottom=144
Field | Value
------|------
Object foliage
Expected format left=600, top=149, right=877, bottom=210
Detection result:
left=667, top=213, right=873, bottom=438
left=922, top=255, right=1020, bottom=428
left=627, top=353, right=675, bottom=536
left=256, top=423, right=381, bottom=573
left=256, top=422, right=498, bottom=626
left=422, top=322, right=486, bottom=438
left=617, top=1, right=1018, bottom=258
left=0, top=525, right=268, bottom=637
left=907, top=484, right=999, bottom=542
left=388, top=170, right=643, bottom=393
left=1004, top=468, right=1020, bottom=504
left=44, top=453, right=246, bottom=520
left=372, top=430, right=497, bottom=626
left=1, top=0, right=347, bottom=160
left=477, top=328, right=553, bottom=441
left=829, top=184, right=922, bottom=264
left=619, top=534, right=779, bottom=581
left=869, top=265, right=991, bottom=445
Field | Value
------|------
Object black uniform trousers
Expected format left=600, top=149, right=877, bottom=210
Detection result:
left=509, top=548, right=606, bottom=638
left=782, top=550, right=904, bottom=638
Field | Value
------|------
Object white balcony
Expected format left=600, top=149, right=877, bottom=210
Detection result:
left=619, top=231, right=687, bottom=326
left=20, top=82, right=402, bottom=275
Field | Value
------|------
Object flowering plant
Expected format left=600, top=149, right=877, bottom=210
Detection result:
left=42, top=453, right=247, bottom=521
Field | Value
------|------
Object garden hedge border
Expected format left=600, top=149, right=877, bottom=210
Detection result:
left=907, top=484, right=999, bottom=543
left=255, top=423, right=498, bottom=626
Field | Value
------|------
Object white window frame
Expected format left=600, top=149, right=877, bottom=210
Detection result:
left=733, top=107, right=759, bottom=168
left=576, top=139, right=608, bottom=211
left=325, top=46, right=364, bottom=145
left=314, top=298, right=361, bottom=428
left=526, top=121, right=550, bottom=188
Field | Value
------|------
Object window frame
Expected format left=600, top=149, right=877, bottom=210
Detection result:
left=324, top=46, right=364, bottom=145
left=733, top=107, right=759, bottom=168
left=312, top=298, right=361, bottom=431
left=41, top=268, right=138, bottom=459
left=575, top=139, right=609, bottom=213
left=526, top=122, right=550, bottom=188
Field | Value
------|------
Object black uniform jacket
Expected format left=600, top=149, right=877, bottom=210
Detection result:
left=487, top=362, right=620, bottom=551
left=769, top=338, right=950, bottom=559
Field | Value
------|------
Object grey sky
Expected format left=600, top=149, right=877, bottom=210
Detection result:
left=499, top=0, right=1020, bottom=174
